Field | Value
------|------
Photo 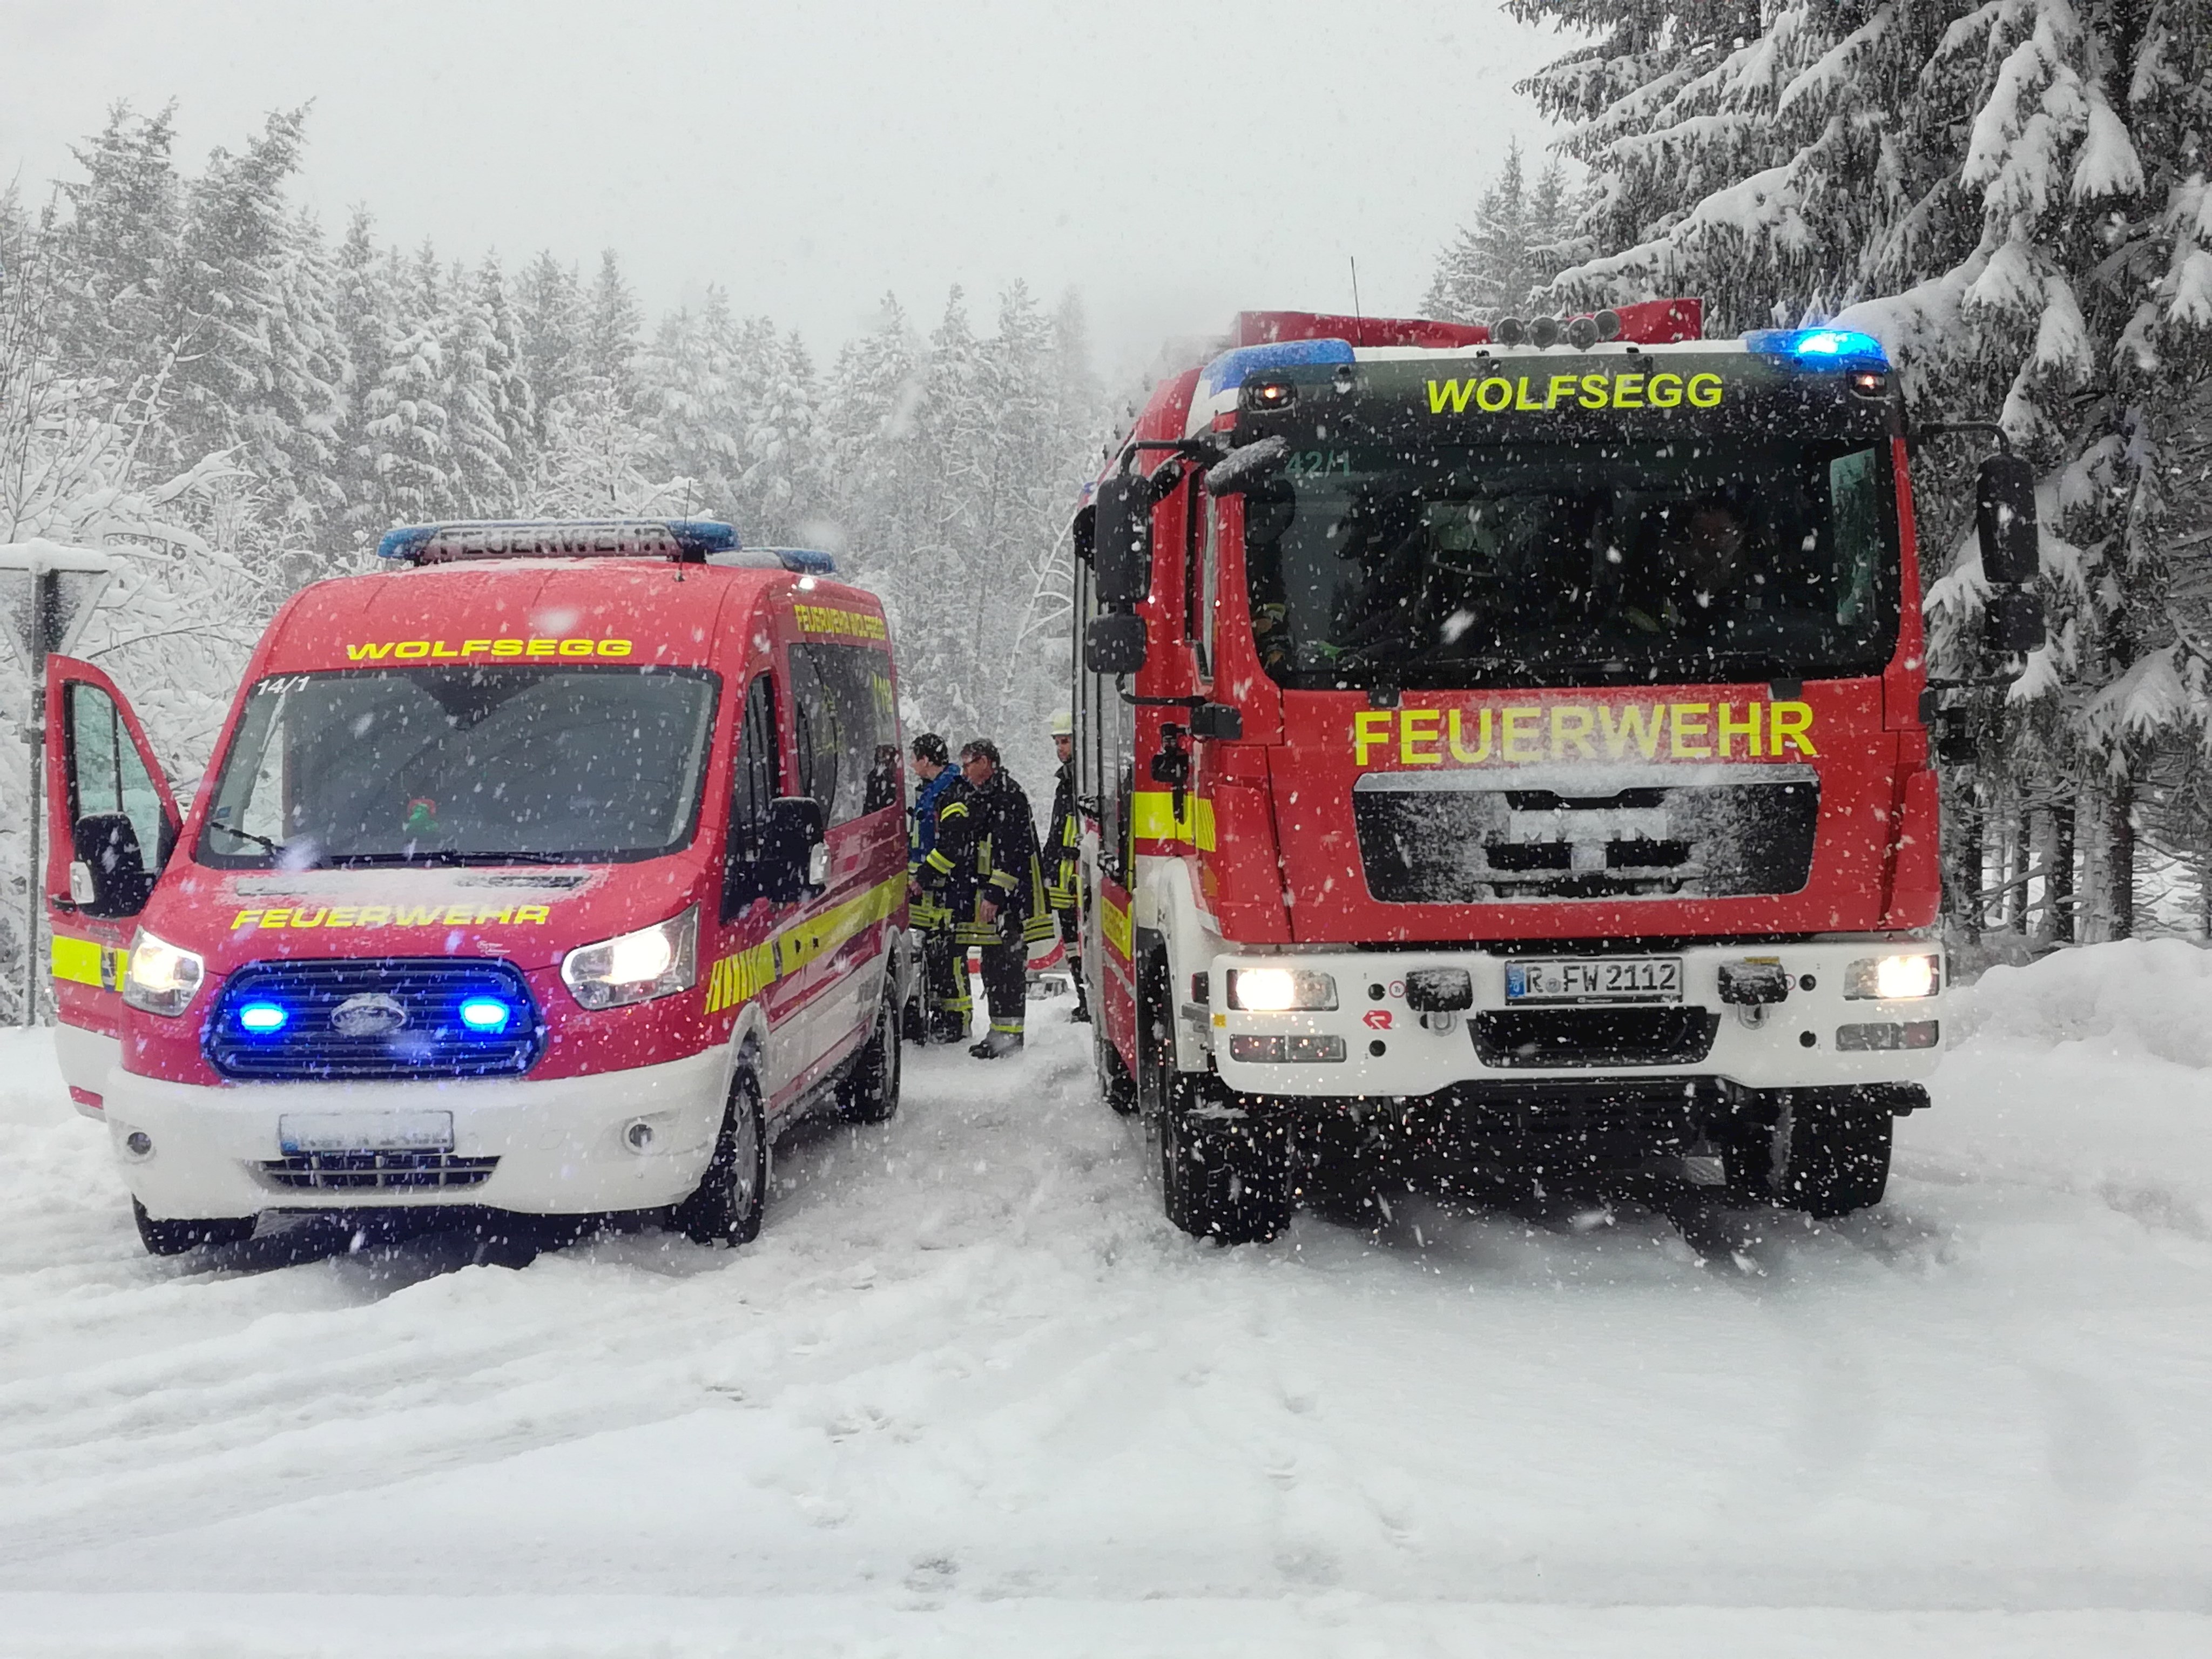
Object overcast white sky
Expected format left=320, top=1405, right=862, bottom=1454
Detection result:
left=1, top=0, right=1570, bottom=376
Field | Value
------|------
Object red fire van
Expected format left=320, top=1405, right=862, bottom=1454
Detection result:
left=43, top=520, right=910, bottom=1253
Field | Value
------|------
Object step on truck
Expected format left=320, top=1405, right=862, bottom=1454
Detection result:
left=1071, top=304, right=2042, bottom=1241
left=45, top=520, right=911, bottom=1254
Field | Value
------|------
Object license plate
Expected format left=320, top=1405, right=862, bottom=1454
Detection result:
left=1505, top=957, right=1683, bottom=1004
left=279, top=1111, right=455, bottom=1155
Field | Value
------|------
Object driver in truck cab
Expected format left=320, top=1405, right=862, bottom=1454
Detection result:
left=43, top=520, right=914, bottom=1256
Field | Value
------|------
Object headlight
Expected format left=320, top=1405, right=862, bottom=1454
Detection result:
left=123, top=929, right=205, bottom=1016
left=1845, top=953, right=1940, bottom=1000
left=561, top=906, right=698, bottom=1010
left=1225, top=968, right=1337, bottom=1011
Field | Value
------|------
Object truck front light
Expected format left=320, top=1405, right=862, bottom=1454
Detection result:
left=123, top=929, right=205, bottom=1016
left=1225, top=968, right=1337, bottom=1011
left=562, top=907, right=698, bottom=1010
left=1845, top=953, right=1940, bottom=1000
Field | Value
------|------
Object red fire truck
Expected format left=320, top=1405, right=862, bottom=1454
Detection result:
left=1072, top=303, right=2041, bottom=1242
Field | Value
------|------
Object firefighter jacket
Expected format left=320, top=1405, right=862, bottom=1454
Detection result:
left=1046, top=757, right=1081, bottom=912
left=907, top=766, right=961, bottom=932
left=919, top=769, right=1055, bottom=948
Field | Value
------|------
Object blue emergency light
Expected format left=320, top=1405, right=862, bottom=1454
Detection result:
left=375, top=519, right=740, bottom=563
left=1742, top=327, right=1889, bottom=372
left=1197, top=338, right=1357, bottom=401
left=237, top=1001, right=289, bottom=1035
left=456, top=996, right=514, bottom=1034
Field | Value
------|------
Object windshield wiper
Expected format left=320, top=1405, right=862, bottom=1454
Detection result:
left=207, top=822, right=294, bottom=859
left=331, top=849, right=579, bottom=867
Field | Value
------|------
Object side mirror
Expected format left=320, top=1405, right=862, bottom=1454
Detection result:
left=71, top=811, right=154, bottom=918
left=1985, top=586, right=2045, bottom=657
left=1092, top=474, right=1153, bottom=606
left=1085, top=613, right=1148, bottom=675
left=763, top=795, right=827, bottom=903
left=1204, top=434, right=1288, bottom=497
left=1976, top=452, right=2039, bottom=585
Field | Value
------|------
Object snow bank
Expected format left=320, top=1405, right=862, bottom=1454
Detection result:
left=1950, top=936, right=2212, bottom=1065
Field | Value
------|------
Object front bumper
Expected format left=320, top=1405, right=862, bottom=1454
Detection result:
left=1204, top=939, right=1941, bottom=1098
left=102, top=1047, right=732, bottom=1221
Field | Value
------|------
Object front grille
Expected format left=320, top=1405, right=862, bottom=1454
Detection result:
left=206, top=959, right=543, bottom=1081
left=259, top=1151, right=500, bottom=1191
left=1472, top=1007, right=1720, bottom=1068
left=1353, top=767, right=1819, bottom=903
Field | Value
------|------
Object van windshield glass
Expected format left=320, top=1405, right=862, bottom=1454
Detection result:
left=1241, top=438, right=1895, bottom=689
left=196, top=667, right=719, bottom=868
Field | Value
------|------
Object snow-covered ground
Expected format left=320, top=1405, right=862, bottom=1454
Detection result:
left=3, top=945, right=2209, bottom=1657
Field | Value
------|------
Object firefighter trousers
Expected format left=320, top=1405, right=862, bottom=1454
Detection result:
left=976, top=936, right=1026, bottom=1036
left=1055, top=903, right=1087, bottom=1014
left=921, top=924, right=969, bottom=1036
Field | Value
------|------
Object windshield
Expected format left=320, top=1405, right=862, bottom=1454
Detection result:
left=1242, top=439, right=1896, bottom=689
left=197, top=666, right=719, bottom=868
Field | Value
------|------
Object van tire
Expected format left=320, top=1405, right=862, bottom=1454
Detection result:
left=1774, top=1090, right=1893, bottom=1218
left=676, top=1069, right=767, bottom=1245
left=133, top=1199, right=255, bottom=1256
left=839, top=979, right=902, bottom=1124
left=1096, top=1021, right=1138, bottom=1115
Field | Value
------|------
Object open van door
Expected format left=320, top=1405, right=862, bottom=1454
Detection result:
left=42, top=656, right=181, bottom=1115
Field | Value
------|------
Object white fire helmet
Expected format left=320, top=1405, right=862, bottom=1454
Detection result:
left=1049, top=710, right=1073, bottom=737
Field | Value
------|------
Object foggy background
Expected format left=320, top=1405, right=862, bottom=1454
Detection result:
left=0, top=0, right=1567, bottom=376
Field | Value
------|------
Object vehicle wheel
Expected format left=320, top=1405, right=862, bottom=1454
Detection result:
left=1773, top=1090, right=1893, bottom=1218
left=675, top=1068, right=767, bottom=1245
left=1298, top=1115, right=1388, bottom=1228
left=839, top=979, right=902, bottom=1124
left=1096, top=1020, right=1137, bottom=1115
left=133, top=1199, right=255, bottom=1256
left=1161, top=1093, right=1293, bottom=1244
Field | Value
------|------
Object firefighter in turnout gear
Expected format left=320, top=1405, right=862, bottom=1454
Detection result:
left=1046, top=710, right=1089, bottom=1022
left=905, top=733, right=968, bottom=1044
left=918, top=739, right=1054, bottom=1058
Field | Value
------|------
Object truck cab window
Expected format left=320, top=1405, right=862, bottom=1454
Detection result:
left=724, top=673, right=781, bottom=915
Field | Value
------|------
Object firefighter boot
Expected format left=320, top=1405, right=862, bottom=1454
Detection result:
left=969, top=1026, right=1024, bottom=1059
left=1067, top=953, right=1091, bottom=1023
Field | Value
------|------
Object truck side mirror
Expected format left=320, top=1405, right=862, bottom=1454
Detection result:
left=1976, top=452, right=2039, bottom=586
left=1985, top=586, right=2045, bottom=657
left=1092, top=474, right=1153, bottom=606
left=71, top=811, right=154, bottom=919
left=762, top=795, right=827, bottom=903
left=1085, top=613, right=1148, bottom=675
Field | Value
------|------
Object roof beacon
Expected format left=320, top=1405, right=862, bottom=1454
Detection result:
left=375, top=518, right=740, bottom=564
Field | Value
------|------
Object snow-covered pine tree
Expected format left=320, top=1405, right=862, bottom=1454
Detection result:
left=637, top=290, right=745, bottom=522
left=819, top=294, right=925, bottom=585
left=515, top=251, right=584, bottom=453
left=442, top=257, right=518, bottom=517
left=582, top=248, right=640, bottom=397
left=362, top=242, right=453, bottom=527
left=53, top=102, right=183, bottom=400
left=474, top=255, right=536, bottom=501
left=1423, top=139, right=1578, bottom=321
left=1514, top=0, right=2212, bottom=941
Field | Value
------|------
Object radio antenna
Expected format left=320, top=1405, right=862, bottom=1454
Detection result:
left=1349, top=255, right=1363, bottom=328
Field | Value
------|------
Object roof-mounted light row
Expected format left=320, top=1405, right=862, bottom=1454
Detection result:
left=375, top=519, right=740, bottom=564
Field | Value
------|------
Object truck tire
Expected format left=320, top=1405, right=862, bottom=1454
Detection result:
left=133, top=1199, right=255, bottom=1256
left=1161, top=1097, right=1293, bottom=1244
left=1774, top=1091, right=1893, bottom=1218
left=1298, top=1115, right=1388, bottom=1228
left=675, top=1068, right=767, bottom=1245
left=838, top=978, right=902, bottom=1124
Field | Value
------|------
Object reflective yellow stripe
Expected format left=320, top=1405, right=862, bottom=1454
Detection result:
left=1131, top=790, right=1216, bottom=851
left=1100, top=896, right=1132, bottom=960
left=703, top=869, right=908, bottom=1014
left=51, top=936, right=126, bottom=990
left=50, top=936, right=106, bottom=987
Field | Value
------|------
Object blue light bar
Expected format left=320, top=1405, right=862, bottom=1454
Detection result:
left=1743, top=327, right=1889, bottom=372
left=771, top=548, right=837, bottom=576
left=376, top=520, right=741, bottom=562
left=456, top=996, right=513, bottom=1033
left=237, top=1001, right=288, bottom=1034
left=1197, top=338, right=1357, bottom=400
